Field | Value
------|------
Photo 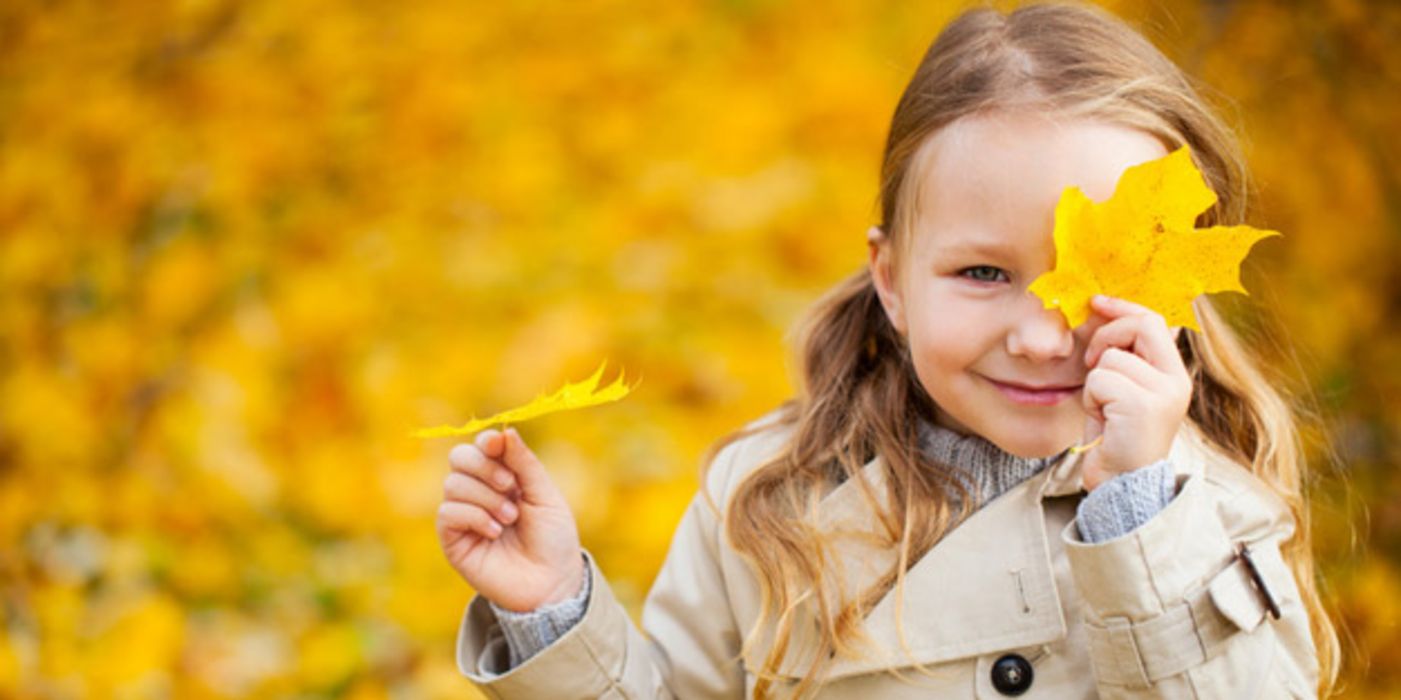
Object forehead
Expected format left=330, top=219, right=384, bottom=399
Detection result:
left=908, top=112, right=1170, bottom=255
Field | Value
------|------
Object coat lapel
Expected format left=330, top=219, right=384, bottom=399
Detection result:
left=795, top=456, right=1064, bottom=680
left=740, top=423, right=1219, bottom=681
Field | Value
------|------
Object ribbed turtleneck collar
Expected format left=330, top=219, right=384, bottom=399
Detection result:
left=916, top=417, right=1069, bottom=506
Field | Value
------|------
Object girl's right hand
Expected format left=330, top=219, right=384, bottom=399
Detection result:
left=436, top=427, right=585, bottom=612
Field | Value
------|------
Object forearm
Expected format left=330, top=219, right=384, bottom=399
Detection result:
left=1064, top=469, right=1317, bottom=697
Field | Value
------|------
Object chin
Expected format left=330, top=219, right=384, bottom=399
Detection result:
left=986, top=426, right=1077, bottom=459
left=999, top=441, right=1064, bottom=460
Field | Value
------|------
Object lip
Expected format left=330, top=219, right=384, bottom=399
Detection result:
left=985, top=376, right=1083, bottom=406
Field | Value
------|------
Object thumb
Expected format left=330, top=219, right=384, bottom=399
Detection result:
left=501, top=428, right=555, bottom=500
left=1082, top=413, right=1103, bottom=446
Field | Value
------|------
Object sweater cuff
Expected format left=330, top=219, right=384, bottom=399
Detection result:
left=1075, top=459, right=1177, bottom=543
left=486, top=552, right=592, bottom=668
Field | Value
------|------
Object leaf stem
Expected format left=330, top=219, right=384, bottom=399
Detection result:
left=1069, top=435, right=1104, bottom=454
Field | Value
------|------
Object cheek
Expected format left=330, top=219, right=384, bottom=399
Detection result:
left=905, top=312, right=983, bottom=379
left=896, top=281, right=1010, bottom=377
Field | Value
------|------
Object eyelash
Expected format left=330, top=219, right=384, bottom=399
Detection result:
left=958, top=265, right=1009, bottom=283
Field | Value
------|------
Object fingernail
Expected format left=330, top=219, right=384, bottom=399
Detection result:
left=474, top=431, right=494, bottom=450
left=499, top=501, right=518, bottom=521
left=489, top=520, right=503, bottom=536
left=494, top=469, right=514, bottom=489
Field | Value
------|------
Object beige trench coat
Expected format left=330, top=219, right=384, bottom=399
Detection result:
left=456, top=414, right=1319, bottom=698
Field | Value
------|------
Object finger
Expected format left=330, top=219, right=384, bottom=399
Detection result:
left=1082, top=413, right=1103, bottom=445
left=1084, top=306, right=1183, bottom=373
left=438, top=501, right=503, bottom=539
left=475, top=429, right=507, bottom=460
left=1093, top=347, right=1165, bottom=393
left=448, top=443, right=518, bottom=493
left=443, top=472, right=519, bottom=524
left=1085, top=301, right=1172, bottom=362
left=1082, top=365, right=1138, bottom=417
left=501, top=427, right=552, bottom=499
left=1089, top=293, right=1158, bottom=320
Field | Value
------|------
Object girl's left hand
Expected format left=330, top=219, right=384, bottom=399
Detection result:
left=1078, top=294, right=1193, bottom=491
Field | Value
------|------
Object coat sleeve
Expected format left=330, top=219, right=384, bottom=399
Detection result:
left=1062, top=461, right=1320, bottom=699
left=455, top=442, right=752, bottom=699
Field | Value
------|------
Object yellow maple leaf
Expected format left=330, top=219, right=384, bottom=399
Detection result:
left=413, top=361, right=635, bottom=438
left=1027, top=145, right=1279, bottom=331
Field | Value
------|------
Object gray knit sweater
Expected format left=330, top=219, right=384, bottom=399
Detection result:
left=486, top=420, right=1177, bottom=669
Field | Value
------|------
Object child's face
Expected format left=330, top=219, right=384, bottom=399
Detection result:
left=870, top=111, right=1170, bottom=458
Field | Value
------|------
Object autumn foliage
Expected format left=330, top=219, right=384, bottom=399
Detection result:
left=1028, top=146, right=1279, bottom=331
left=0, top=0, right=1396, bottom=697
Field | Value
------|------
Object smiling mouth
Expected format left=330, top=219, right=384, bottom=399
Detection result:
left=993, top=378, right=1082, bottom=392
left=985, top=377, right=1084, bottom=406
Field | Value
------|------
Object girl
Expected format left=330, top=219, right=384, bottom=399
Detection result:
left=437, top=3, right=1338, bottom=697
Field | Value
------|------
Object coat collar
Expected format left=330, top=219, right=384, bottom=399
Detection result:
left=740, top=422, right=1216, bottom=681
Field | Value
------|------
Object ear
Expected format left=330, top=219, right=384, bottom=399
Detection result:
left=867, top=226, right=907, bottom=335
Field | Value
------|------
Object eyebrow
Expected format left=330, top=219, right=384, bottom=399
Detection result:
left=928, top=239, right=1019, bottom=259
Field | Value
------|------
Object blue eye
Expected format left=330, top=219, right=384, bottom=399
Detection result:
left=959, top=265, right=1008, bottom=283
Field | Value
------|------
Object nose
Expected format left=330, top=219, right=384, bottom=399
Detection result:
left=1006, top=294, right=1075, bottom=361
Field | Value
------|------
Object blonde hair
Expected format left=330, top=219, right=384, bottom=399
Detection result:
left=703, top=3, right=1341, bottom=697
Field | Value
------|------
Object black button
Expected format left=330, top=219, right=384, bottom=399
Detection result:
left=991, top=653, right=1034, bottom=696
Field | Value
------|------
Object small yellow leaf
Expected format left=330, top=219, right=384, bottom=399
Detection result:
left=413, top=361, right=635, bottom=438
left=1027, top=145, right=1280, bottom=331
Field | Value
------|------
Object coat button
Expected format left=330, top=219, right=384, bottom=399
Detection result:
left=990, top=653, right=1033, bottom=696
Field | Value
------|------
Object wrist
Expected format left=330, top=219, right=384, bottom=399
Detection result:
left=1083, top=471, right=1107, bottom=492
left=539, top=553, right=586, bottom=606
left=1083, top=452, right=1169, bottom=492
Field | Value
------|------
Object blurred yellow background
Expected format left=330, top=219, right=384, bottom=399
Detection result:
left=1, top=0, right=1396, bottom=697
